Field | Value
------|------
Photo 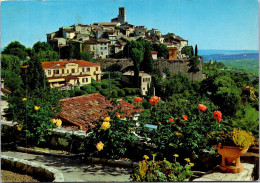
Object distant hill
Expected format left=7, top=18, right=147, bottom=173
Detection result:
left=199, top=49, right=259, bottom=62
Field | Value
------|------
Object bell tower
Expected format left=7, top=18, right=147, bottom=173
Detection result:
left=118, top=7, right=126, bottom=24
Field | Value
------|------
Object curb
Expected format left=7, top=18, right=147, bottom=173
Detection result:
left=16, top=146, right=139, bottom=168
left=1, top=155, right=64, bottom=182
left=16, top=146, right=84, bottom=158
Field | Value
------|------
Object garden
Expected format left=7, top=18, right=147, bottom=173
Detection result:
left=1, top=41, right=259, bottom=181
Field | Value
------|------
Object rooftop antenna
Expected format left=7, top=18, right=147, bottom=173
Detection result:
left=75, top=15, right=81, bottom=25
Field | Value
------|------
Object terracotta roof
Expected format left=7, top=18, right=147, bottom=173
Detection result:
left=42, top=60, right=100, bottom=69
left=151, top=51, right=158, bottom=54
left=84, top=39, right=97, bottom=44
left=1, top=87, right=11, bottom=94
left=97, top=40, right=109, bottom=43
left=20, top=65, right=29, bottom=69
left=58, top=93, right=143, bottom=131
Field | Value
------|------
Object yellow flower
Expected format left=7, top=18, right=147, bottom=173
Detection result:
left=17, top=124, right=23, bottom=131
left=173, top=154, right=179, bottom=157
left=143, top=155, right=149, bottom=160
left=56, top=119, right=62, bottom=127
left=104, top=116, right=110, bottom=121
left=100, top=122, right=111, bottom=130
left=51, top=119, right=56, bottom=123
left=152, top=154, right=156, bottom=162
left=96, top=141, right=104, bottom=151
left=22, top=98, right=27, bottom=101
left=116, top=114, right=120, bottom=118
left=34, top=106, right=40, bottom=110
left=184, top=158, right=190, bottom=163
left=189, top=162, right=194, bottom=167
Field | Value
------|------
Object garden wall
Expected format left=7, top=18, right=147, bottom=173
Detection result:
left=96, top=58, right=203, bottom=81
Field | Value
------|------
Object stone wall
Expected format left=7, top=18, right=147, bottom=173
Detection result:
left=95, top=58, right=203, bottom=81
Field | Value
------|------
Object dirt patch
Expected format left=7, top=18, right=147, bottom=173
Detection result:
left=1, top=169, right=40, bottom=182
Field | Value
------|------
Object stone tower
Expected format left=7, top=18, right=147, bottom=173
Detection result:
left=118, top=7, right=126, bottom=24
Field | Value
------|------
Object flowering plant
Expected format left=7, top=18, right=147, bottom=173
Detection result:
left=130, top=154, right=193, bottom=182
left=207, top=128, right=256, bottom=148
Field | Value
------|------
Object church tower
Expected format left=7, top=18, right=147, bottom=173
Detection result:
left=118, top=7, right=126, bottom=24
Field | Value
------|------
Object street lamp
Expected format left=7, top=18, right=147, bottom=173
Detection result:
left=44, top=64, right=60, bottom=89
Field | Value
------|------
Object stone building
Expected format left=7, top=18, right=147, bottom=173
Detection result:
left=122, top=71, right=152, bottom=95
left=111, top=7, right=126, bottom=24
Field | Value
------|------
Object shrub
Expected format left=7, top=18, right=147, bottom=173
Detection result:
left=118, top=89, right=125, bottom=97
left=130, top=154, right=193, bottom=182
left=11, top=98, right=58, bottom=145
left=85, top=103, right=138, bottom=159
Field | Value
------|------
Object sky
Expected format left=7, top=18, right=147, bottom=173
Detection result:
left=1, top=0, right=259, bottom=50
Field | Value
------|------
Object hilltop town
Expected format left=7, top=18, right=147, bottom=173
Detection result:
left=46, top=7, right=188, bottom=60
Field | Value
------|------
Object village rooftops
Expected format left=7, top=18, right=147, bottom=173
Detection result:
left=57, top=93, right=143, bottom=131
left=93, top=22, right=121, bottom=26
left=42, top=60, right=100, bottom=69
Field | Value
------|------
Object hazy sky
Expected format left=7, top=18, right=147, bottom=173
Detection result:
left=1, top=0, right=259, bottom=50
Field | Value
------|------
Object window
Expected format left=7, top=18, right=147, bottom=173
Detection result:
left=101, top=52, right=103, bottom=55
left=96, top=67, right=99, bottom=71
left=82, top=78, right=89, bottom=83
left=100, top=47, right=103, bottom=50
left=77, top=68, right=79, bottom=73
left=143, top=88, right=145, bottom=90
left=67, top=70, right=69, bottom=74
left=82, top=68, right=85, bottom=72
left=104, top=47, right=107, bottom=50
left=48, top=70, right=51, bottom=75
left=72, top=69, right=75, bottom=73
left=54, top=70, right=59, bottom=74
left=62, top=69, right=64, bottom=74
left=87, top=68, right=90, bottom=72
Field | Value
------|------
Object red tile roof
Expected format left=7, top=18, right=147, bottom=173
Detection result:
left=151, top=51, right=158, bottom=54
left=42, top=60, right=100, bottom=69
left=58, top=93, right=143, bottom=131
left=1, top=87, right=11, bottom=94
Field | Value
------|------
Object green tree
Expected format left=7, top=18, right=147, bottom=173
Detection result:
left=35, top=50, right=60, bottom=62
left=3, top=41, right=28, bottom=60
left=32, top=41, right=53, bottom=53
left=80, top=51, right=95, bottom=62
left=69, top=40, right=81, bottom=59
left=188, top=56, right=200, bottom=82
left=131, top=48, right=144, bottom=87
left=212, top=75, right=242, bottom=115
left=153, top=43, right=169, bottom=58
left=181, top=46, right=194, bottom=58
left=24, top=55, right=49, bottom=91
left=195, top=44, right=198, bottom=56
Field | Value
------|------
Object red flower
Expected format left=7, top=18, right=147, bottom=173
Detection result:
left=168, top=118, right=174, bottom=123
left=198, top=104, right=207, bottom=111
left=183, top=115, right=188, bottom=120
left=134, top=97, right=143, bottom=103
left=214, top=111, right=222, bottom=122
left=149, top=96, right=161, bottom=105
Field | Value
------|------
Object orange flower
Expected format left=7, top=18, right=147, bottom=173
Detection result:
left=158, top=121, right=161, bottom=125
left=183, top=115, right=188, bottom=120
left=149, top=96, right=160, bottom=105
left=134, top=97, right=143, bottom=103
left=214, top=111, right=222, bottom=122
left=198, top=104, right=207, bottom=111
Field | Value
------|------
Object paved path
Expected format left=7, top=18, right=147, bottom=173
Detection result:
left=1, top=150, right=132, bottom=182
